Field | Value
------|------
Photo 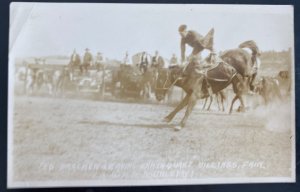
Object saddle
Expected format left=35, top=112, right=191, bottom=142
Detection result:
left=193, top=59, right=235, bottom=96
left=193, top=58, right=224, bottom=79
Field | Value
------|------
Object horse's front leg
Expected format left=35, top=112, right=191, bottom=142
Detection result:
left=164, top=93, right=190, bottom=123
left=178, top=94, right=197, bottom=129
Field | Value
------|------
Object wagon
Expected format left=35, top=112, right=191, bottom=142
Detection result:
left=16, top=59, right=112, bottom=98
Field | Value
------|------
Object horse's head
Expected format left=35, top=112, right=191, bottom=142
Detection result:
left=154, top=68, right=171, bottom=101
left=154, top=66, right=182, bottom=101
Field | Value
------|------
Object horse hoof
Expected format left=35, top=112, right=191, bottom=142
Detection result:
left=174, top=125, right=182, bottom=131
left=237, top=106, right=245, bottom=112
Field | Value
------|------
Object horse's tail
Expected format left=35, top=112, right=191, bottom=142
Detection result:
left=238, top=40, right=260, bottom=55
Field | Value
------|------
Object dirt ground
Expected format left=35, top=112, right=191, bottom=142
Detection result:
left=11, top=95, right=293, bottom=183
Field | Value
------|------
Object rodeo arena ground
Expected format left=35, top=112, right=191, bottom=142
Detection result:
left=11, top=43, right=293, bottom=181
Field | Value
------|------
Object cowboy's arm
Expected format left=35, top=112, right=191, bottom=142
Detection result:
left=181, top=38, right=186, bottom=63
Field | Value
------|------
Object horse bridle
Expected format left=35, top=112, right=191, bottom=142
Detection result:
left=155, top=69, right=181, bottom=91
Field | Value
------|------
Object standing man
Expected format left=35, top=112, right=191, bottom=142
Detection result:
left=81, top=48, right=93, bottom=74
left=178, top=24, right=214, bottom=75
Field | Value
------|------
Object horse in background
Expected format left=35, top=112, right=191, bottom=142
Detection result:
left=276, top=70, right=291, bottom=96
left=35, top=69, right=54, bottom=95
left=254, top=76, right=282, bottom=105
left=51, top=67, right=73, bottom=97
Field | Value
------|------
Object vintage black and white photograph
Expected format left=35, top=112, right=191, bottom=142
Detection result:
left=8, top=3, right=295, bottom=188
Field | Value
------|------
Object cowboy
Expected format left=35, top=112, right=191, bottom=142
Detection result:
left=179, top=25, right=214, bottom=61
left=139, top=51, right=149, bottom=73
left=69, top=49, right=81, bottom=73
left=95, top=52, right=104, bottom=72
left=179, top=25, right=214, bottom=74
left=81, top=48, right=93, bottom=74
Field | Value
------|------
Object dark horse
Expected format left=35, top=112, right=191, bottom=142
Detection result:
left=155, top=61, right=245, bottom=130
left=155, top=41, right=259, bottom=130
left=220, top=40, right=260, bottom=90
left=111, top=65, right=156, bottom=99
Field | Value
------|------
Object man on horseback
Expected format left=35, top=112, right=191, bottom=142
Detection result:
left=69, top=49, right=81, bottom=68
left=81, top=48, right=93, bottom=75
left=178, top=25, right=216, bottom=93
left=69, top=49, right=81, bottom=80
left=179, top=25, right=215, bottom=80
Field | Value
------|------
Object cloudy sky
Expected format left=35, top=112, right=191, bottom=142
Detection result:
left=10, top=3, right=294, bottom=60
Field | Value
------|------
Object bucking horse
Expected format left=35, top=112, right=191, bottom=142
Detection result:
left=155, top=60, right=244, bottom=130
left=154, top=40, right=259, bottom=130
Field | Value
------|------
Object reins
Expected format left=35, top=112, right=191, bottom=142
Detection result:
left=155, top=70, right=182, bottom=91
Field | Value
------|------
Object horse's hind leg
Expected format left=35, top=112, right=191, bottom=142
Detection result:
left=220, top=91, right=226, bottom=112
left=216, top=93, right=221, bottom=111
left=229, top=75, right=245, bottom=113
left=207, top=95, right=213, bottom=111
left=164, top=94, right=190, bottom=123
left=202, top=97, right=208, bottom=110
